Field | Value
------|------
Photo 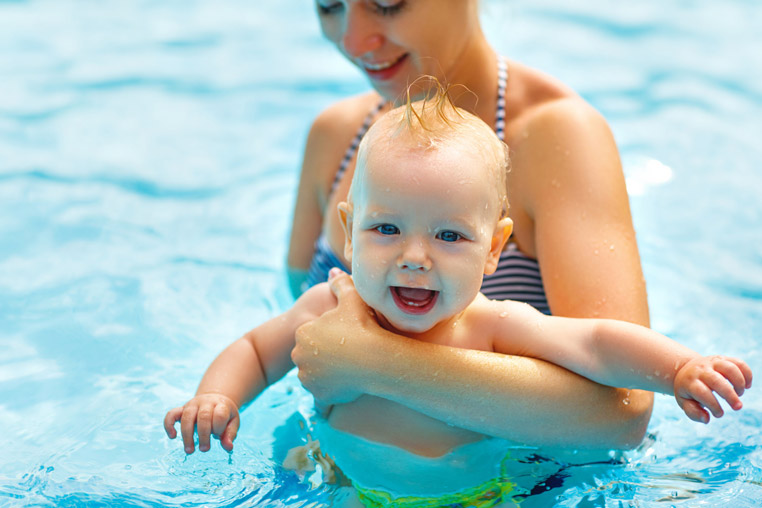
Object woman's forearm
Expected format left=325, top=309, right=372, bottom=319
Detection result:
left=293, top=272, right=653, bottom=449
left=359, top=331, right=652, bottom=449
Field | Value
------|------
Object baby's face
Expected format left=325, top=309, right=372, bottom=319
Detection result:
left=342, top=142, right=503, bottom=335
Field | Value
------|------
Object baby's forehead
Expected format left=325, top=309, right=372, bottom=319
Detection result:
left=363, top=136, right=491, bottom=184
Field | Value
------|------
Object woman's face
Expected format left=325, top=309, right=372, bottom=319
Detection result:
left=316, top=0, right=480, bottom=101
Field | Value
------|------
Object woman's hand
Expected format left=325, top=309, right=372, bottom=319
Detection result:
left=164, top=393, right=240, bottom=454
left=292, top=269, right=381, bottom=407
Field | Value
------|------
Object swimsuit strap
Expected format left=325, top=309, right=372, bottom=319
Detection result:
left=329, top=99, right=386, bottom=194
left=495, top=57, right=508, bottom=142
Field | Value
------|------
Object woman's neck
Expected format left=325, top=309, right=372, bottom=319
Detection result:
left=443, top=33, right=500, bottom=126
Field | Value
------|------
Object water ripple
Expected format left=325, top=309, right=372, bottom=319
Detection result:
left=0, top=169, right=223, bottom=200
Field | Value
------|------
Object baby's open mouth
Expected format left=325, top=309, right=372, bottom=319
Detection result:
left=390, top=286, right=439, bottom=315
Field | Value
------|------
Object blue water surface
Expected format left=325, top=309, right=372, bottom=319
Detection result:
left=1, top=0, right=761, bottom=506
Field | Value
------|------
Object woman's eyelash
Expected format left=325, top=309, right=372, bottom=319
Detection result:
left=318, top=3, right=342, bottom=15
left=318, top=1, right=406, bottom=16
left=374, top=2, right=406, bottom=16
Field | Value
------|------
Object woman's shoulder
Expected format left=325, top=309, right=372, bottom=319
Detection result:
left=301, top=91, right=382, bottom=193
left=506, top=60, right=610, bottom=142
left=506, top=60, right=606, bottom=133
left=309, top=91, right=383, bottom=139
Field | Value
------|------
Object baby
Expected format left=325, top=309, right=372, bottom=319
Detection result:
left=165, top=85, right=752, bottom=506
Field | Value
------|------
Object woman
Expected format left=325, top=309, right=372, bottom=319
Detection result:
left=287, top=0, right=653, bottom=449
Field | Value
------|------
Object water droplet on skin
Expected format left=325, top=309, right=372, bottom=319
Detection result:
left=610, top=245, right=615, bottom=251
left=622, top=398, right=630, bottom=405
left=654, top=370, right=660, bottom=377
left=309, top=341, right=315, bottom=347
left=594, top=249, right=599, bottom=255
left=313, top=348, right=319, bottom=356
left=499, top=311, right=508, bottom=318
left=340, top=337, right=345, bottom=345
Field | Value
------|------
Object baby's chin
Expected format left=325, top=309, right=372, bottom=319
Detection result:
left=376, top=311, right=437, bottom=336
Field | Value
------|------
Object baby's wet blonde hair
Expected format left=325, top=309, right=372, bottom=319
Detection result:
left=354, top=76, right=510, bottom=220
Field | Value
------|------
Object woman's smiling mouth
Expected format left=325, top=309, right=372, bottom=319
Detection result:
left=361, top=54, right=408, bottom=81
left=391, top=286, right=439, bottom=314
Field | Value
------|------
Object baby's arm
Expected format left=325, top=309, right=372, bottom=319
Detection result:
left=163, top=283, right=336, bottom=453
left=491, top=301, right=752, bottom=423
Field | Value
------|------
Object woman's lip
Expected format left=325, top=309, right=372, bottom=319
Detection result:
left=390, top=286, right=439, bottom=315
left=362, top=54, right=408, bottom=81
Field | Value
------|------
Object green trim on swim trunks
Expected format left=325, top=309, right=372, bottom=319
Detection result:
left=353, top=476, right=516, bottom=508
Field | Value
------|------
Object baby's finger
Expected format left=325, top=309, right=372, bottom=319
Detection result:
left=730, top=358, right=753, bottom=389
left=679, top=398, right=710, bottom=424
left=196, top=405, right=213, bottom=452
left=705, top=370, right=744, bottom=411
left=220, top=417, right=239, bottom=453
left=713, top=360, right=748, bottom=396
left=691, top=382, right=725, bottom=418
left=180, top=405, right=199, bottom=454
left=163, top=407, right=183, bottom=438
left=212, top=402, right=233, bottom=438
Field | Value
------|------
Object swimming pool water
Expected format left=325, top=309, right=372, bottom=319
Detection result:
left=1, top=0, right=761, bottom=506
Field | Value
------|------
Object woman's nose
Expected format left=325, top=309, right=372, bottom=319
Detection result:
left=341, top=5, right=384, bottom=58
left=397, top=241, right=431, bottom=272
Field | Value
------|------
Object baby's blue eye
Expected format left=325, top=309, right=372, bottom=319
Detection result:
left=437, top=231, right=462, bottom=242
left=375, top=224, right=399, bottom=235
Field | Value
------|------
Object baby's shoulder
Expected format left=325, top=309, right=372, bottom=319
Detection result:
left=288, top=282, right=338, bottom=322
left=467, top=295, right=542, bottom=331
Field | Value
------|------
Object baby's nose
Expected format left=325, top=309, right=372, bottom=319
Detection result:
left=397, top=241, right=431, bottom=271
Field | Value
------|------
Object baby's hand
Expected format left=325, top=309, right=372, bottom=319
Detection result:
left=674, top=355, right=753, bottom=423
left=163, top=393, right=240, bottom=454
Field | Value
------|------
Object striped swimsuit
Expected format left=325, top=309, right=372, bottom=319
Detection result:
left=305, top=59, right=550, bottom=314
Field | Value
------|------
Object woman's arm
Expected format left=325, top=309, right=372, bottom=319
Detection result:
left=286, top=111, right=335, bottom=298
left=508, top=95, right=655, bottom=430
left=293, top=272, right=652, bottom=450
left=287, top=94, right=380, bottom=298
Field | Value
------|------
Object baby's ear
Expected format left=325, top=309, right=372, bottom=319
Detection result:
left=337, top=202, right=354, bottom=262
left=484, top=217, right=513, bottom=275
